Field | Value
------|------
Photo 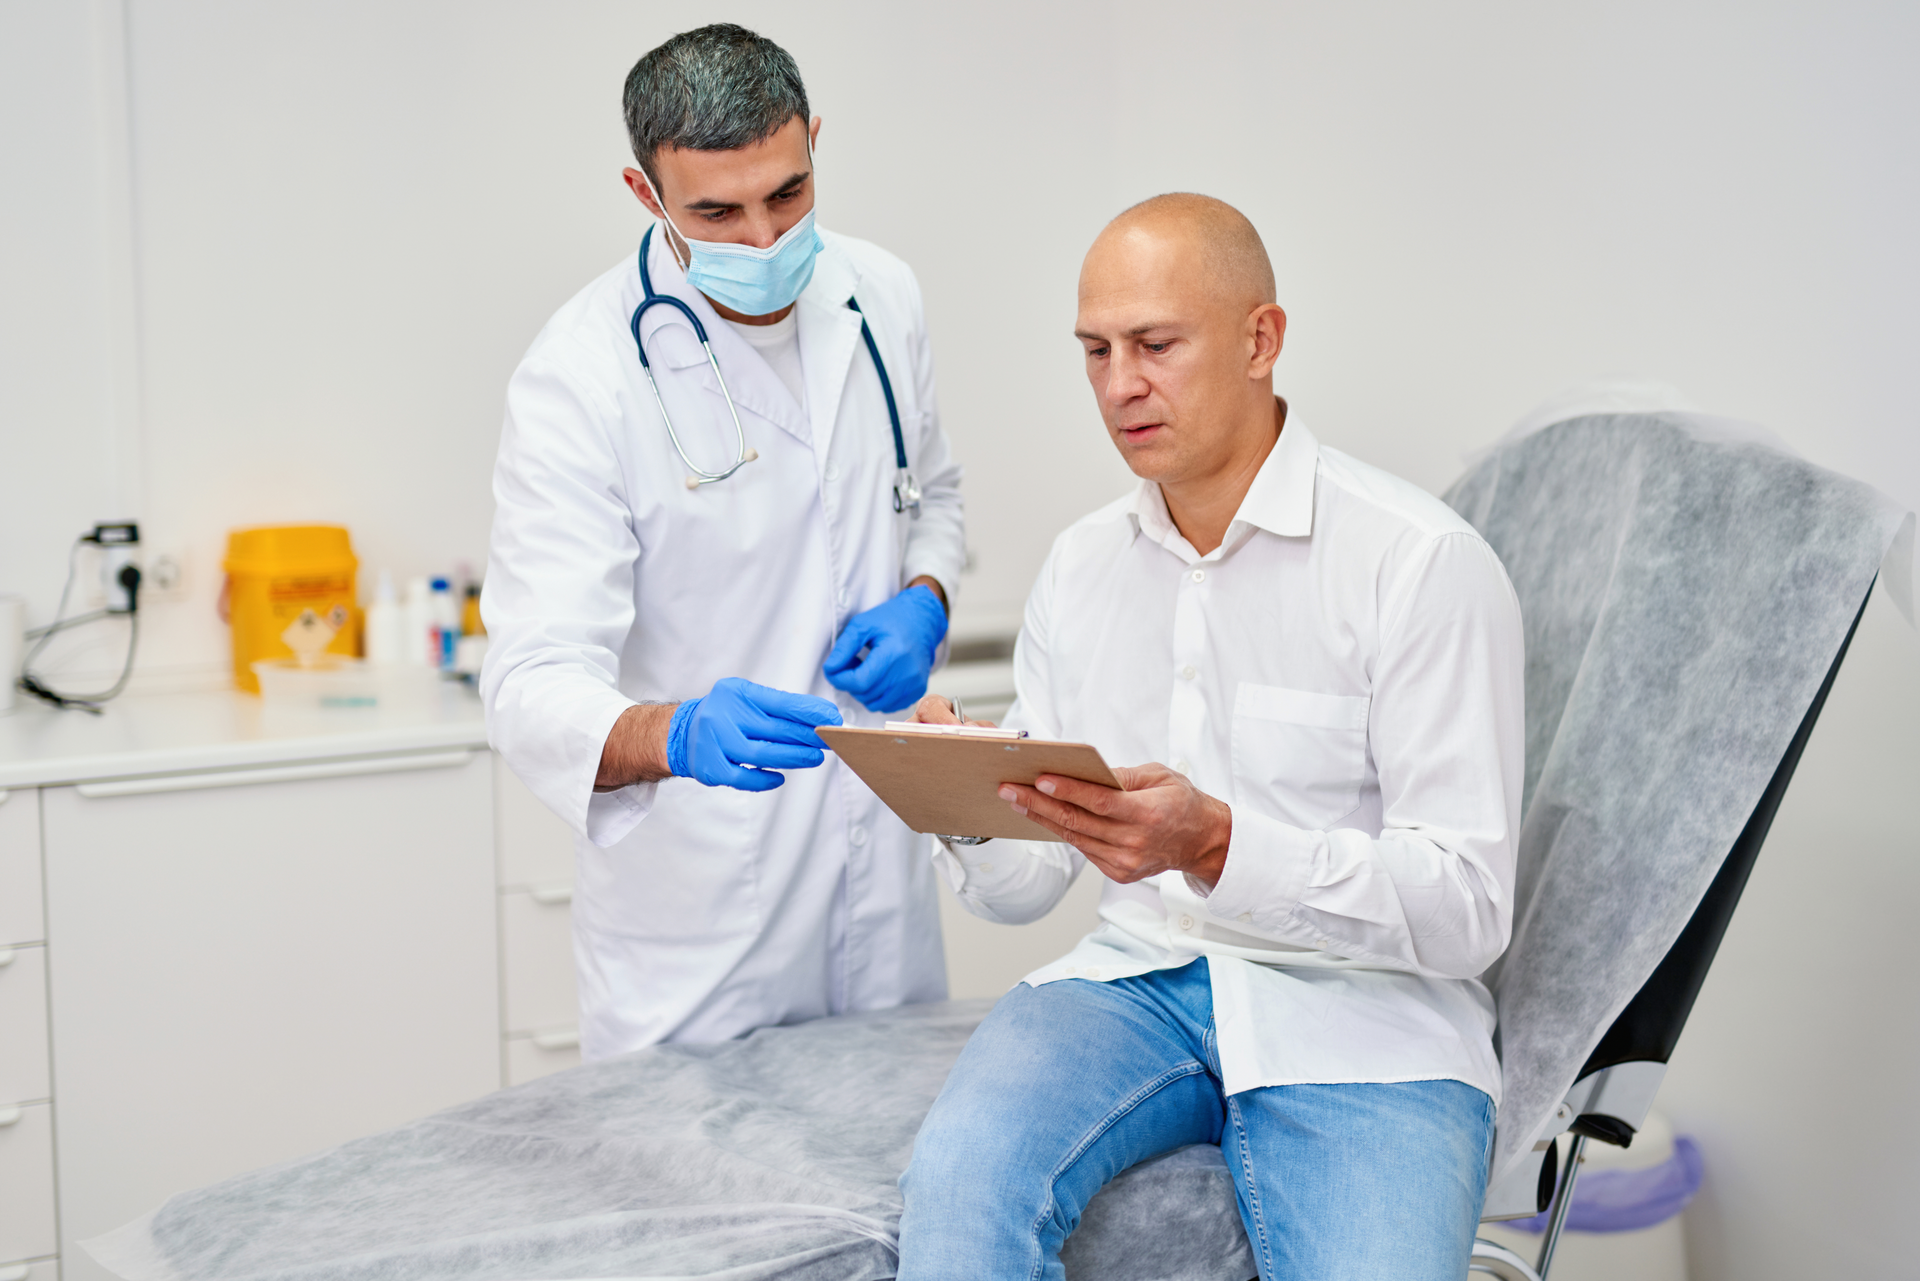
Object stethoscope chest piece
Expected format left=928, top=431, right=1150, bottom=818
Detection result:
left=894, top=469, right=922, bottom=516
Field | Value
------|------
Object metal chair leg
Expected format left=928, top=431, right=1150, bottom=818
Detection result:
left=1469, top=1236, right=1540, bottom=1280
left=1470, top=1131, right=1586, bottom=1281
left=1534, top=1133, right=1586, bottom=1278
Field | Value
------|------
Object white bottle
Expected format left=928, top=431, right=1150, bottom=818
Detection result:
left=364, top=571, right=404, bottom=665
left=403, top=577, right=434, bottom=667
left=428, top=577, right=459, bottom=670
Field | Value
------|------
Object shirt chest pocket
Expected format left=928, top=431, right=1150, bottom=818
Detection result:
left=1229, top=683, right=1371, bottom=831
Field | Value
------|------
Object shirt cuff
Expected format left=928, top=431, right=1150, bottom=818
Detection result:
left=585, top=780, right=658, bottom=848
left=901, top=555, right=962, bottom=619
left=929, top=837, right=1074, bottom=924
left=930, top=837, right=970, bottom=895
left=1201, top=807, right=1318, bottom=935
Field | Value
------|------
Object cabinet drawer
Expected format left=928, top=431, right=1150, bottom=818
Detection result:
left=501, top=887, right=577, bottom=1033
left=505, top=1030, right=583, bottom=1086
left=0, top=792, right=42, bottom=947
left=0, top=946, right=49, bottom=1104
left=0, top=1101, right=57, bottom=1264
left=40, top=758, right=501, bottom=1270
left=0, top=1258, right=58, bottom=1280
left=494, top=757, right=575, bottom=887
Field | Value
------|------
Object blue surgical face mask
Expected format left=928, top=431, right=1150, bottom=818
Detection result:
left=678, top=210, right=822, bottom=315
left=642, top=166, right=823, bottom=316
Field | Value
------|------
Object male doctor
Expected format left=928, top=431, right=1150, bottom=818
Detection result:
left=481, top=24, right=965, bottom=1057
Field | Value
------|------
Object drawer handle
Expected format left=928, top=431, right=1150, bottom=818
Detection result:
left=0, top=1264, right=29, bottom=1281
left=0, top=789, right=10, bottom=807
left=75, top=750, right=475, bottom=798
left=531, top=1029, right=580, bottom=1051
left=529, top=885, right=573, bottom=907
left=0, top=947, right=13, bottom=968
left=0, top=1105, right=22, bottom=1127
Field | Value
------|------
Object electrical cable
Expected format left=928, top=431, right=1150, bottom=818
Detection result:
left=20, top=537, right=85, bottom=672
left=26, top=608, right=112, bottom=639
left=18, top=538, right=143, bottom=714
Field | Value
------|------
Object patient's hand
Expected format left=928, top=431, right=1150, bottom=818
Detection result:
left=998, top=764, right=1232, bottom=890
left=910, top=694, right=997, bottom=728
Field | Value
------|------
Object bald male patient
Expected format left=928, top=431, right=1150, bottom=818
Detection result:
left=893, top=195, right=1526, bottom=1280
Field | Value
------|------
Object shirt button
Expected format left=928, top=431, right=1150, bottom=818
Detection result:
left=1237, top=912, right=1253, bottom=923
left=1178, top=914, right=1195, bottom=931
left=1191, top=569, right=1206, bottom=583
left=850, top=826, right=868, bottom=847
left=1173, top=759, right=1191, bottom=776
left=837, top=588, right=849, bottom=607
left=824, top=462, right=840, bottom=481
left=1317, top=937, right=1331, bottom=949
left=977, top=862, right=993, bottom=873
left=1180, top=664, right=1197, bottom=681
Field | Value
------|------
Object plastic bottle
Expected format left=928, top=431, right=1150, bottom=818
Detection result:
left=429, top=577, right=460, bottom=669
left=403, top=577, right=434, bottom=667
left=461, top=582, right=485, bottom=638
left=364, top=571, right=404, bottom=665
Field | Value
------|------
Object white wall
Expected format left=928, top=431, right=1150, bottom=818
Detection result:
left=0, top=0, right=141, bottom=678
left=1658, top=588, right=1920, bottom=1278
left=3, top=2, right=1916, bottom=1275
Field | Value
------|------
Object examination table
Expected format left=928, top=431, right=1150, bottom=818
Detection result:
left=86, top=412, right=1912, bottom=1281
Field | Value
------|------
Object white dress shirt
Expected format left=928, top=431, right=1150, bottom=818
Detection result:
left=482, top=229, right=964, bottom=1056
left=935, top=418, right=1523, bottom=1103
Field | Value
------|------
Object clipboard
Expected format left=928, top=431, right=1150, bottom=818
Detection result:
left=818, top=724, right=1121, bottom=841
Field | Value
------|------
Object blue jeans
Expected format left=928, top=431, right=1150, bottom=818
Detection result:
left=896, top=959, right=1494, bottom=1281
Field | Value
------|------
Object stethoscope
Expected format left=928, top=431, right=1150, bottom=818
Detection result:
left=630, top=223, right=922, bottom=517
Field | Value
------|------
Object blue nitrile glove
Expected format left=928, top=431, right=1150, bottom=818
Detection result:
left=822, top=584, right=949, bottom=714
left=666, top=677, right=844, bottom=792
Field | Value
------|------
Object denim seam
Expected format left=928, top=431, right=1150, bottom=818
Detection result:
left=1025, top=1059, right=1210, bottom=1281
left=1210, top=1019, right=1275, bottom=1279
left=1226, top=1091, right=1275, bottom=1278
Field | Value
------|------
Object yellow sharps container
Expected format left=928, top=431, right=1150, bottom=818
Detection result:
left=222, top=526, right=360, bottom=692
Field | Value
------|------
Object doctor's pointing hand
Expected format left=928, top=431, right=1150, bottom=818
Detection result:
left=482, top=24, right=965, bottom=1059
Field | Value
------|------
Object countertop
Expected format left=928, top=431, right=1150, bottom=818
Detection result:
left=0, top=682, right=489, bottom=790
left=0, top=654, right=1016, bottom=792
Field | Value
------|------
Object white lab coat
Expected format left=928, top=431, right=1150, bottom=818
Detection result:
left=480, top=228, right=965, bottom=1058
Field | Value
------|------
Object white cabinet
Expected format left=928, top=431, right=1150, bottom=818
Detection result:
left=0, top=1261, right=59, bottom=1281
left=493, top=758, right=580, bottom=1083
left=0, top=788, right=53, bottom=1278
left=505, top=1030, right=583, bottom=1085
left=0, top=791, right=42, bottom=948
left=0, top=945, right=50, bottom=1106
left=501, top=886, right=579, bottom=1033
left=41, top=751, right=502, bottom=1281
left=494, top=756, right=574, bottom=887
left=0, top=1101, right=57, bottom=1267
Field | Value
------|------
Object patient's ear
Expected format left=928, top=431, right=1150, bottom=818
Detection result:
left=1248, top=303, right=1286, bottom=379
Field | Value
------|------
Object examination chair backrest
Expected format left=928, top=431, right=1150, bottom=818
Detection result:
left=1567, top=594, right=1863, bottom=1125
left=1442, top=412, right=1908, bottom=1191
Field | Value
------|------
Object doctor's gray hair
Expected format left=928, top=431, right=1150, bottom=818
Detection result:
left=623, top=24, right=810, bottom=183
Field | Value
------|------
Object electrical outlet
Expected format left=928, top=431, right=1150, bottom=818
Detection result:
left=87, top=522, right=142, bottom=613
left=146, top=551, right=187, bottom=602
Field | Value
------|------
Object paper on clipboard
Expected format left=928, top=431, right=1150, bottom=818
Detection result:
left=818, top=724, right=1121, bottom=842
